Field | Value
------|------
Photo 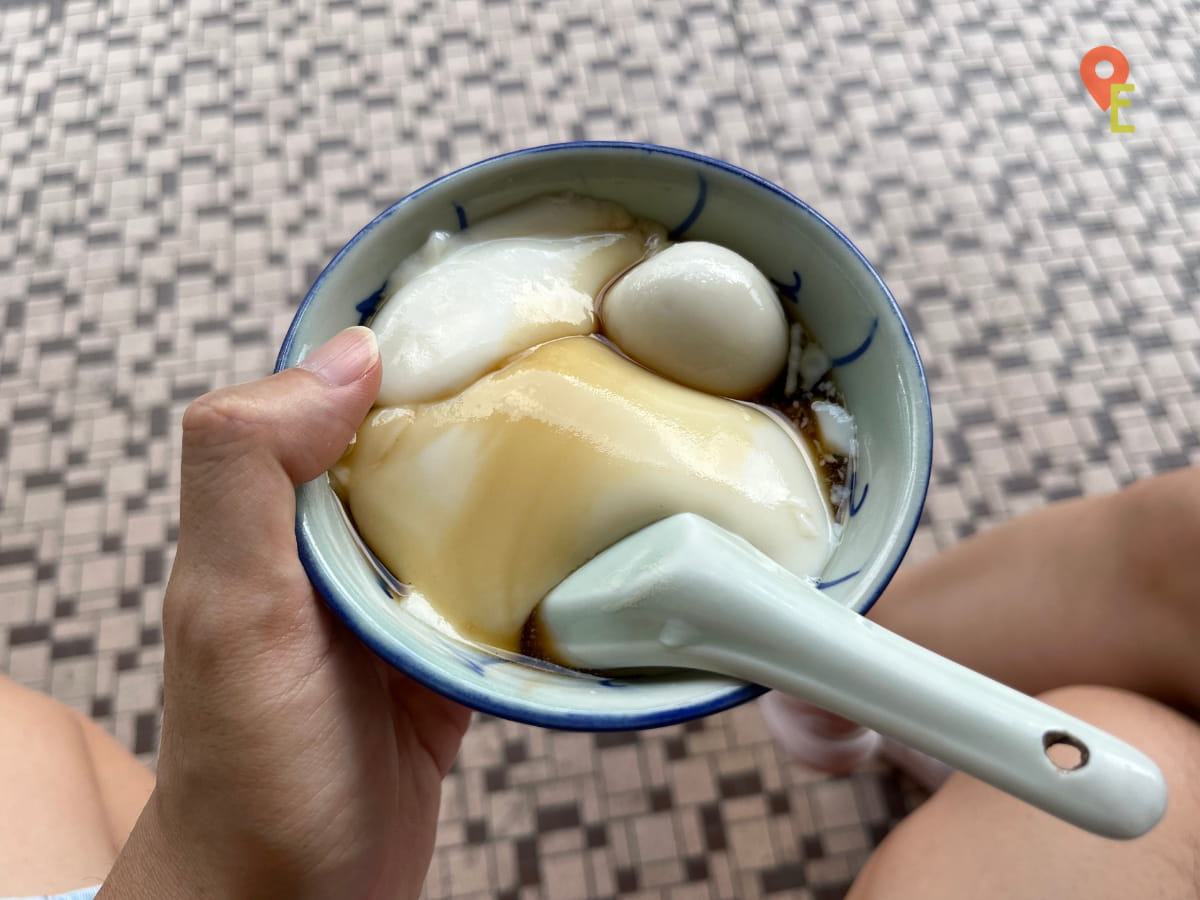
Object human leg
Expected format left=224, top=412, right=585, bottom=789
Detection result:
left=0, top=676, right=116, bottom=895
left=870, top=466, right=1200, bottom=710
left=0, top=675, right=153, bottom=896
left=848, top=686, right=1200, bottom=900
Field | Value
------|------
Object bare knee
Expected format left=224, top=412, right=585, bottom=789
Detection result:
left=0, top=676, right=119, bottom=894
left=0, top=676, right=151, bottom=849
left=850, top=686, right=1200, bottom=900
left=0, top=675, right=103, bottom=796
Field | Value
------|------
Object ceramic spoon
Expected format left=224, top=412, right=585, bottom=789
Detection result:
left=535, top=514, right=1167, bottom=839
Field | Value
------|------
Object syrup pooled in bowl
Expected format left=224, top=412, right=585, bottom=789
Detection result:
left=330, top=193, right=856, bottom=662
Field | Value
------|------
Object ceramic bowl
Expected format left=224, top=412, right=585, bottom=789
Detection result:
left=276, top=142, right=932, bottom=730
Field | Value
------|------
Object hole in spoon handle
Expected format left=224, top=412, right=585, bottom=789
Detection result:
left=1043, top=731, right=1089, bottom=771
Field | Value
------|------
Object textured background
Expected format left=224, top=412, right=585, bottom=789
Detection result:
left=1, top=1, right=1197, bottom=898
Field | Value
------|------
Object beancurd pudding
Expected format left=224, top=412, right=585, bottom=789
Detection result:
left=331, top=193, right=857, bottom=658
left=371, top=195, right=666, bottom=406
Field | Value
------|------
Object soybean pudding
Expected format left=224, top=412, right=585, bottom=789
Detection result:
left=332, top=194, right=855, bottom=656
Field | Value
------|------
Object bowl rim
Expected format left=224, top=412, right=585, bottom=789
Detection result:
left=276, top=140, right=933, bottom=731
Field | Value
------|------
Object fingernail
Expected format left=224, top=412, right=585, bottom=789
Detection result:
left=298, top=326, right=379, bottom=387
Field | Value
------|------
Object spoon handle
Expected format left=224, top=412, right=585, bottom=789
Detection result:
left=550, top=516, right=1166, bottom=838
left=681, top=590, right=1164, bottom=839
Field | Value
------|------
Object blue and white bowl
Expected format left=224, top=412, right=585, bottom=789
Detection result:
left=276, top=142, right=932, bottom=731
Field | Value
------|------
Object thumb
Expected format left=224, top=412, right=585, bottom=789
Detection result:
left=173, top=326, right=381, bottom=588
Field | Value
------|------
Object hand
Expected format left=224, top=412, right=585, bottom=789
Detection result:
left=100, top=327, right=470, bottom=900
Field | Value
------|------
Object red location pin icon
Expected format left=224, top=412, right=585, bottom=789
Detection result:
left=1080, top=46, right=1130, bottom=111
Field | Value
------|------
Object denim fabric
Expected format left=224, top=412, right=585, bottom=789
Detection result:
left=6, top=887, right=101, bottom=900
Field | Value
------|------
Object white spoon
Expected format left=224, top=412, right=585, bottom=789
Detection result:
left=535, top=513, right=1167, bottom=839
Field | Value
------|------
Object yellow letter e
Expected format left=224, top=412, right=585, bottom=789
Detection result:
left=1110, top=84, right=1135, bottom=133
